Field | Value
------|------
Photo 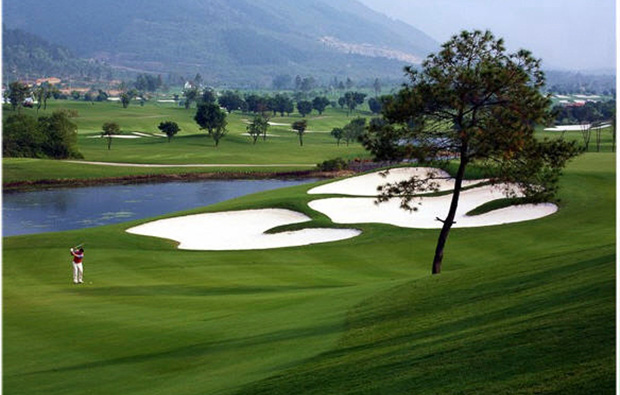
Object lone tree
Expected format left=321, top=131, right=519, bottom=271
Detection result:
left=343, top=117, right=366, bottom=146
left=7, top=81, right=31, bottom=113
left=101, top=122, right=120, bottom=150
left=297, top=100, right=313, bottom=117
left=120, top=90, right=137, bottom=109
left=194, top=103, right=228, bottom=147
left=330, top=127, right=344, bottom=146
left=292, top=119, right=308, bottom=146
left=34, top=83, right=55, bottom=113
left=246, top=114, right=270, bottom=144
left=158, top=121, right=180, bottom=142
left=342, top=91, right=366, bottom=115
left=361, top=30, right=581, bottom=275
left=183, top=86, right=199, bottom=109
left=312, top=96, right=330, bottom=115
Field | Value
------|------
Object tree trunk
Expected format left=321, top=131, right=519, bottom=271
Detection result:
left=431, top=154, right=468, bottom=274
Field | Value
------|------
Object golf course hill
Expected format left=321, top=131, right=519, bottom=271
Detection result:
left=2, top=153, right=614, bottom=394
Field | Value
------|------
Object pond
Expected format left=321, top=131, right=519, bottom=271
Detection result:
left=3, top=179, right=316, bottom=236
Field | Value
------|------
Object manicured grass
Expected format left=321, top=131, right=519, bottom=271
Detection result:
left=538, top=126, right=615, bottom=153
left=4, top=100, right=371, bottom=182
left=2, top=157, right=317, bottom=184
left=3, top=153, right=615, bottom=394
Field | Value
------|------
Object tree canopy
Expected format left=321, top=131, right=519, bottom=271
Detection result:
left=246, top=114, right=270, bottom=144
left=101, top=121, right=120, bottom=150
left=297, top=100, right=313, bottom=117
left=195, top=103, right=228, bottom=146
left=3, top=111, right=81, bottom=159
left=312, top=96, right=330, bottom=115
left=158, top=121, right=181, bottom=142
left=361, top=30, right=581, bottom=274
left=292, top=119, right=308, bottom=146
left=7, top=81, right=31, bottom=113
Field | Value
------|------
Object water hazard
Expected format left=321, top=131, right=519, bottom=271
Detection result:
left=3, top=179, right=315, bottom=236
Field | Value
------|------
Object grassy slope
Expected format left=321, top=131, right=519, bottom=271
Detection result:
left=3, top=153, right=615, bottom=394
left=239, top=153, right=617, bottom=394
left=3, top=101, right=371, bottom=183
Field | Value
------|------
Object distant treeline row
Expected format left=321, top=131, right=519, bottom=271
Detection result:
left=552, top=100, right=615, bottom=125
left=182, top=89, right=381, bottom=117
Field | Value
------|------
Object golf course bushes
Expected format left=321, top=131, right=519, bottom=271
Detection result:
left=3, top=153, right=615, bottom=394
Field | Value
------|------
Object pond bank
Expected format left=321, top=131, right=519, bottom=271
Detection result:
left=3, top=169, right=356, bottom=192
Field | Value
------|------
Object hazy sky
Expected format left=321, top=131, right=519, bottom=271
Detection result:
left=358, top=0, right=616, bottom=71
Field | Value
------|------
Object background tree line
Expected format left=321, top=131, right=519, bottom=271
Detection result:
left=552, top=100, right=615, bottom=125
left=3, top=110, right=82, bottom=159
left=180, top=88, right=373, bottom=117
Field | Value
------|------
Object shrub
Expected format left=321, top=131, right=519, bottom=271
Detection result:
left=3, top=111, right=82, bottom=159
left=317, top=157, right=349, bottom=171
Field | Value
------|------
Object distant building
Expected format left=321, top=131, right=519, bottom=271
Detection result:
left=59, top=87, right=90, bottom=95
left=35, top=77, right=61, bottom=86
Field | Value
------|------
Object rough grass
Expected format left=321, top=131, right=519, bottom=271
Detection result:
left=3, top=153, right=615, bottom=394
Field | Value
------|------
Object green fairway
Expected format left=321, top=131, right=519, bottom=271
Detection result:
left=4, top=100, right=371, bottom=184
left=3, top=153, right=614, bottom=394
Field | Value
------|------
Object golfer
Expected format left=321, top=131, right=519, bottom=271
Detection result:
left=70, top=247, right=84, bottom=284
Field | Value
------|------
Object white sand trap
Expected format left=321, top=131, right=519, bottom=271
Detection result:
left=126, top=209, right=361, bottom=250
left=132, top=132, right=165, bottom=138
left=308, top=167, right=485, bottom=196
left=308, top=183, right=557, bottom=229
left=268, top=122, right=290, bottom=126
left=87, top=134, right=141, bottom=139
left=544, top=124, right=610, bottom=132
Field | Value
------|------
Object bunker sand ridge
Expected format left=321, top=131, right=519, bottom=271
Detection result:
left=126, top=167, right=558, bottom=250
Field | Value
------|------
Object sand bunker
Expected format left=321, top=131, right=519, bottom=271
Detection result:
left=308, top=183, right=557, bottom=229
left=544, top=124, right=611, bottom=132
left=126, top=209, right=361, bottom=250
left=127, top=167, right=558, bottom=250
left=87, top=134, right=141, bottom=139
left=132, top=132, right=165, bottom=138
left=308, top=167, right=484, bottom=196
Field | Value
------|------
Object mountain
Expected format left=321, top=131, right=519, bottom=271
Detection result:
left=3, top=0, right=438, bottom=86
left=2, top=28, right=113, bottom=83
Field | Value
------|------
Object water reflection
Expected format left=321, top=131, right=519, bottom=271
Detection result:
left=3, top=179, right=315, bottom=236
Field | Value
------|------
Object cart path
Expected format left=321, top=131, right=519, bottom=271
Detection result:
left=64, top=160, right=315, bottom=168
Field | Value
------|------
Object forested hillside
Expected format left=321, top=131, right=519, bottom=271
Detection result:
left=3, top=0, right=438, bottom=85
left=2, top=28, right=113, bottom=82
